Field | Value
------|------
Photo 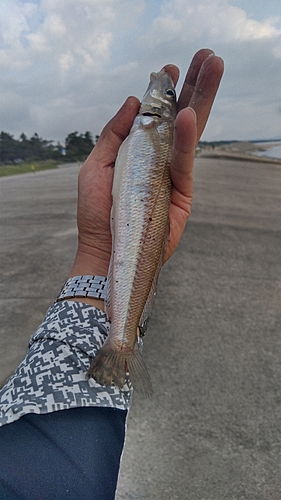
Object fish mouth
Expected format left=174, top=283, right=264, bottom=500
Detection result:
left=142, top=111, right=162, bottom=118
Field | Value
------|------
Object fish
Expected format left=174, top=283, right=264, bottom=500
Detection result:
left=87, top=69, right=177, bottom=396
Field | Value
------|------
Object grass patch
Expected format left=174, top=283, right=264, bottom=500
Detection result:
left=0, top=159, right=59, bottom=177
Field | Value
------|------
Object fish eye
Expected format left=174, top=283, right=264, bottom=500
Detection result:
left=166, top=88, right=175, bottom=98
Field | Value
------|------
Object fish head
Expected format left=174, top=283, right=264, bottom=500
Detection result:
left=139, top=69, right=177, bottom=121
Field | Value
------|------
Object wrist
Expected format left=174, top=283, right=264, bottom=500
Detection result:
left=65, top=296, right=105, bottom=310
left=68, top=243, right=110, bottom=279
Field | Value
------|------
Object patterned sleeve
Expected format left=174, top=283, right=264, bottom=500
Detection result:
left=0, top=301, right=132, bottom=427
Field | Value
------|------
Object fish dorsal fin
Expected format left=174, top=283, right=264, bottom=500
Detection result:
left=149, top=72, right=158, bottom=83
left=149, top=69, right=166, bottom=84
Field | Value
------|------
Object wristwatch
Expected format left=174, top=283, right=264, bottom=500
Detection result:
left=56, top=275, right=107, bottom=302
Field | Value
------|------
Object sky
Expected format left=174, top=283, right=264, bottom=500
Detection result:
left=0, top=0, right=280, bottom=143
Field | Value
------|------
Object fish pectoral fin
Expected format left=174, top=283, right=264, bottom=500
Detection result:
left=87, top=343, right=153, bottom=397
left=140, top=115, right=157, bottom=129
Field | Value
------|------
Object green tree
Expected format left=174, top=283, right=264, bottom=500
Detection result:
left=18, top=133, right=31, bottom=160
left=27, top=133, right=56, bottom=160
left=65, top=131, right=94, bottom=160
left=0, top=132, right=19, bottom=163
left=0, top=130, right=96, bottom=164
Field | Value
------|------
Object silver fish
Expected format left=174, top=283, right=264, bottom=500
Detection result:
left=87, top=69, right=177, bottom=396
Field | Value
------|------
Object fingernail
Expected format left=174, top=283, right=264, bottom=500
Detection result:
left=187, top=106, right=197, bottom=123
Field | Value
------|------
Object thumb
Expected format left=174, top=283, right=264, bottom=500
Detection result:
left=170, top=107, right=197, bottom=201
left=93, top=96, right=140, bottom=166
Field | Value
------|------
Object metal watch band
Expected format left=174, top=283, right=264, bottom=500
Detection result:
left=56, top=275, right=107, bottom=302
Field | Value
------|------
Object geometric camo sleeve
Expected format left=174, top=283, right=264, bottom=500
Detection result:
left=0, top=301, right=132, bottom=427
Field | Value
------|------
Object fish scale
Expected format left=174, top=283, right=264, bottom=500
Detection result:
left=87, top=69, right=177, bottom=396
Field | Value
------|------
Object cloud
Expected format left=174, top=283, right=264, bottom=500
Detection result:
left=0, top=0, right=117, bottom=75
left=0, top=0, right=280, bottom=142
left=136, top=0, right=281, bottom=140
left=0, top=87, right=30, bottom=133
left=0, top=0, right=36, bottom=69
left=142, top=0, right=281, bottom=46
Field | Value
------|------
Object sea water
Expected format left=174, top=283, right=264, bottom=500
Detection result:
left=254, top=141, right=281, bottom=160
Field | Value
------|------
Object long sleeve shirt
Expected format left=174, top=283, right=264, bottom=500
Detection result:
left=0, top=300, right=132, bottom=427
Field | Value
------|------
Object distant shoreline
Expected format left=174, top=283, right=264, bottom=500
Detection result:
left=198, top=150, right=281, bottom=165
left=198, top=141, right=281, bottom=165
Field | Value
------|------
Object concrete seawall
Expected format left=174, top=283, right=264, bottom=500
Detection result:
left=1, top=157, right=280, bottom=499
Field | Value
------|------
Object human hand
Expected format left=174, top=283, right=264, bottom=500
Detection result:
left=69, top=49, right=224, bottom=282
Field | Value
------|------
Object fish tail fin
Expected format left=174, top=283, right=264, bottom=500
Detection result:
left=87, top=344, right=127, bottom=389
left=127, top=343, right=153, bottom=397
left=87, top=343, right=153, bottom=397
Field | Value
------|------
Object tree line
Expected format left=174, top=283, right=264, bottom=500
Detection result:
left=0, top=131, right=99, bottom=164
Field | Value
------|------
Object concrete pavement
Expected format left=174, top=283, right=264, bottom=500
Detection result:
left=1, top=158, right=281, bottom=499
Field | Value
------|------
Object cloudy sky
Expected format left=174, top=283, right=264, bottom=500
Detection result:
left=0, top=0, right=280, bottom=143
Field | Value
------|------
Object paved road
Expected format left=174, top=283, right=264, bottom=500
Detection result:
left=1, top=159, right=281, bottom=499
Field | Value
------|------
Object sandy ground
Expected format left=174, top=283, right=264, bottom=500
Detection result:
left=1, top=156, right=281, bottom=499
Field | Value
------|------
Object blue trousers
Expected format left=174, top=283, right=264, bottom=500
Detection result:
left=0, top=407, right=127, bottom=499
